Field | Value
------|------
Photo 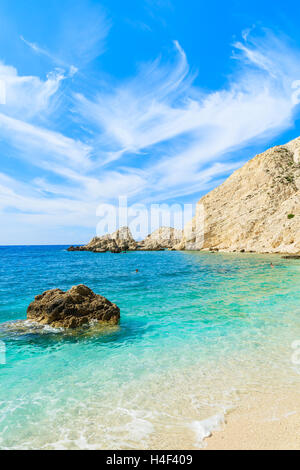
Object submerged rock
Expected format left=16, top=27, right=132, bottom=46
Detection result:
left=282, top=255, right=300, bottom=259
left=27, top=285, right=120, bottom=329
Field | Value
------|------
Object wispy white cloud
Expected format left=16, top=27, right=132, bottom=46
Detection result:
left=19, top=0, right=110, bottom=73
left=0, top=61, right=92, bottom=174
left=0, top=113, right=92, bottom=169
left=0, top=172, right=97, bottom=244
left=74, top=30, right=300, bottom=202
left=75, top=41, right=196, bottom=162
left=20, top=36, right=61, bottom=65
left=55, top=0, right=111, bottom=68
left=0, top=62, right=65, bottom=119
left=2, top=29, right=300, bottom=243
left=20, top=36, right=78, bottom=77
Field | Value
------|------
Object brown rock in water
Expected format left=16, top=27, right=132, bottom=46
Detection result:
left=87, top=226, right=138, bottom=252
left=67, top=246, right=86, bottom=252
left=27, top=285, right=120, bottom=329
left=282, top=255, right=300, bottom=259
left=69, top=227, right=138, bottom=253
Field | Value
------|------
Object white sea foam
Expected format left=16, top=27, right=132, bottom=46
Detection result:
left=124, top=417, right=155, bottom=442
left=111, top=408, right=155, bottom=446
left=0, top=319, right=65, bottom=334
left=190, top=414, right=225, bottom=447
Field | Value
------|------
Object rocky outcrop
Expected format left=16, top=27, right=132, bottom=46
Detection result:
left=137, top=227, right=183, bottom=251
left=177, top=137, right=300, bottom=254
left=68, top=227, right=138, bottom=253
left=68, top=245, right=87, bottom=252
left=68, top=226, right=182, bottom=253
left=68, top=137, right=300, bottom=256
left=27, top=285, right=120, bottom=329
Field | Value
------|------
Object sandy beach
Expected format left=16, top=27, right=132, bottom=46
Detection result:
left=205, top=389, right=300, bottom=450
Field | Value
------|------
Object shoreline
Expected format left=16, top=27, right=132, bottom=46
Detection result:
left=128, top=385, right=300, bottom=451
left=0, top=244, right=299, bottom=256
left=204, top=389, right=300, bottom=450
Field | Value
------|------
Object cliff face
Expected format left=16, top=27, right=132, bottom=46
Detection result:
left=178, top=137, right=300, bottom=253
left=138, top=227, right=183, bottom=250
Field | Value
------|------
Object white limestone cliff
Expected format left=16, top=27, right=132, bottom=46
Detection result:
left=177, top=137, right=300, bottom=253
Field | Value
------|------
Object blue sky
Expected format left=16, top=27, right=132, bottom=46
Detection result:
left=1, top=0, right=300, bottom=244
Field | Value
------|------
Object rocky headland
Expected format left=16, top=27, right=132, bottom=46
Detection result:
left=68, top=226, right=182, bottom=253
left=68, top=137, right=300, bottom=255
left=27, top=285, right=120, bottom=329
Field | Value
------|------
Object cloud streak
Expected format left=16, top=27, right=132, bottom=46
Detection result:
left=74, top=30, right=300, bottom=202
left=20, top=1, right=110, bottom=72
left=0, top=62, right=65, bottom=119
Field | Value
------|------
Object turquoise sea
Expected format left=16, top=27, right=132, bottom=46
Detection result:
left=0, top=246, right=299, bottom=449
